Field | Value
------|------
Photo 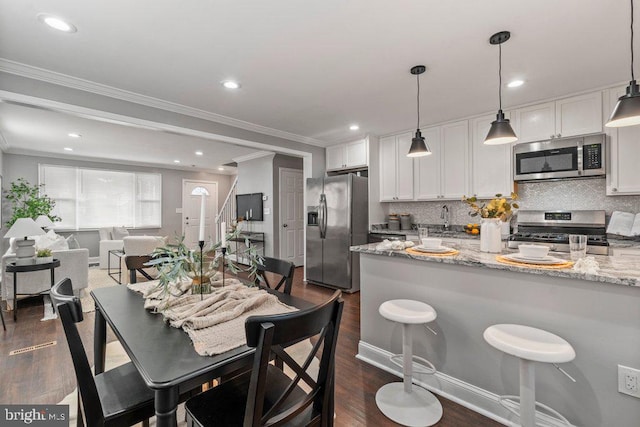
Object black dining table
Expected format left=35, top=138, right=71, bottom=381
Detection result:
left=91, top=285, right=316, bottom=427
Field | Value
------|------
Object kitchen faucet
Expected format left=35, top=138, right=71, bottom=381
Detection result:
left=441, top=205, right=450, bottom=230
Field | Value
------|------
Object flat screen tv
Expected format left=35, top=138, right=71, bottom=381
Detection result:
left=236, top=192, right=264, bottom=221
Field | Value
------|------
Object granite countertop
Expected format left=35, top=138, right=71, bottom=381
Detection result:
left=370, top=228, right=480, bottom=240
left=351, top=240, right=640, bottom=287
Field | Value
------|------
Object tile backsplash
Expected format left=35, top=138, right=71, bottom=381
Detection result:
left=384, top=178, right=640, bottom=226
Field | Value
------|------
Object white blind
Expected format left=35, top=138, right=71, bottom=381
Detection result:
left=39, top=164, right=162, bottom=229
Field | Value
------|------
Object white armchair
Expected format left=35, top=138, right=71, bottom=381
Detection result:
left=2, top=248, right=89, bottom=310
left=98, top=227, right=129, bottom=269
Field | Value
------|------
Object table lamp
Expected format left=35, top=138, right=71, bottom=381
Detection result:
left=4, top=218, right=46, bottom=265
left=35, top=215, right=55, bottom=230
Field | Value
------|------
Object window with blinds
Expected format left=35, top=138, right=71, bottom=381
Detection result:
left=39, top=164, right=162, bottom=229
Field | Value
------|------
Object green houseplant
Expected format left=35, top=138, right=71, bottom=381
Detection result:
left=36, top=248, right=53, bottom=264
left=4, top=178, right=60, bottom=228
left=146, top=228, right=264, bottom=305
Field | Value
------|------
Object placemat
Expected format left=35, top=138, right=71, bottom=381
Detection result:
left=495, top=255, right=574, bottom=269
left=405, top=247, right=459, bottom=257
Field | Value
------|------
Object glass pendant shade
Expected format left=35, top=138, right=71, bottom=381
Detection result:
left=606, top=80, right=640, bottom=127
left=485, top=110, right=518, bottom=145
left=407, top=129, right=432, bottom=157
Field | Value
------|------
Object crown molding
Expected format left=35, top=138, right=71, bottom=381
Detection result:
left=232, top=151, right=276, bottom=163
left=0, top=59, right=329, bottom=148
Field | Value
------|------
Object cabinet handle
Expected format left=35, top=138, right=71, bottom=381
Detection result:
left=612, top=188, right=618, bottom=192
left=550, top=135, right=555, bottom=139
left=557, top=133, right=561, bottom=138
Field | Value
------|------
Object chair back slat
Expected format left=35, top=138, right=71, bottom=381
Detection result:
left=244, top=290, right=343, bottom=427
left=255, top=257, right=295, bottom=295
left=50, top=279, right=104, bottom=426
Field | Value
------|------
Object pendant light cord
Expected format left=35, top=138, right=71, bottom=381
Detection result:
left=632, top=0, right=635, bottom=81
left=498, top=42, right=503, bottom=111
left=416, top=73, right=421, bottom=129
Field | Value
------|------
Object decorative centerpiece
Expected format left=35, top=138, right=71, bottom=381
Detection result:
left=462, top=193, right=519, bottom=253
left=145, top=228, right=263, bottom=308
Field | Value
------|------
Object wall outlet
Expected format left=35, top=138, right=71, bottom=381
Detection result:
left=618, top=365, right=640, bottom=398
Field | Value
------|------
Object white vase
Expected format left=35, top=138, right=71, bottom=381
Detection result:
left=480, top=219, right=502, bottom=253
left=36, top=256, right=53, bottom=264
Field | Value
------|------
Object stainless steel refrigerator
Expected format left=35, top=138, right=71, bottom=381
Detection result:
left=306, top=174, right=368, bottom=293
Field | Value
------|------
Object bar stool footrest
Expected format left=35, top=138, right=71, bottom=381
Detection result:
left=390, top=353, right=436, bottom=375
left=499, top=395, right=572, bottom=427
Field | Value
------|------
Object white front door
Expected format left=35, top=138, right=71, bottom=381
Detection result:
left=182, top=180, right=218, bottom=249
left=279, top=168, right=304, bottom=266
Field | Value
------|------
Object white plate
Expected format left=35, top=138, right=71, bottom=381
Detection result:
left=413, top=245, right=455, bottom=253
left=504, top=253, right=567, bottom=265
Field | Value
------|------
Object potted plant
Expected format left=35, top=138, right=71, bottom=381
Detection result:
left=36, top=248, right=53, bottom=264
left=462, top=193, right=519, bottom=253
left=4, top=178, right=60, bottom=228
left=145, top=228, right=264, bottom=307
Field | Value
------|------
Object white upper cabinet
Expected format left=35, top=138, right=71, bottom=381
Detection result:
left=326, top=138, right=368, bottom=171
left=514, top=92, right=603, bottom=143
left=555, top=92, right=603, bottom=137
left=414, top=127, right=441, bottom=200
left=471, top=114, right=513, bottom=199
left=379, top=133, right=414, bottom=201
left=441, top=120, right=470, bottom=199
left=606, top=86, right=640, bottom=195
left=514, top=102, right=556, bottom=143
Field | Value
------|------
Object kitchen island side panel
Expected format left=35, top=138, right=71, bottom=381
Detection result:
left=359, top=253, right=640, bottom=427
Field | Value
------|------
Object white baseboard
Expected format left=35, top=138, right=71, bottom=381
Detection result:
left=357, top=341, right=574, bottom=427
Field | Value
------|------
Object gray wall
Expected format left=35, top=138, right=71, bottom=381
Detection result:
left=0, top=72, right=326, bottom=179
left=272, top=154, right=303, bottom=258
left=2, top=153, right=234, bottom=257
left=382, top=178, right=640, bottom=227
left=236, top=155, right=275, bottom=257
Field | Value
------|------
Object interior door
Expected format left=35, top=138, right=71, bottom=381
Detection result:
left=182, top=180, right=218, bottom=249
left=279, top=168, right=304, bottom=266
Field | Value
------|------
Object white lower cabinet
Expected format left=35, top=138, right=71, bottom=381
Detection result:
left=606, top=86, right=640, bottom=195
left=379, top=133, right=414, bottom=201
left=471, top=114, right=513, bottom=198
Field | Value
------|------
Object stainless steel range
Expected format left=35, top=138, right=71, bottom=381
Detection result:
left=508, top=210, right=609, bottom=255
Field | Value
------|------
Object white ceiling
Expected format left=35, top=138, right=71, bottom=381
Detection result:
left=0, top=0, right=632, bottom=161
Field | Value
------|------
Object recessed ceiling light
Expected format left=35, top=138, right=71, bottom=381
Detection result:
left=349, top=124, right=360, bottom=131
left=222, top=80, right=240, bottom=89
left=195, top=151, right=203, bottom=156
left=68, top=133, right=81, bottom=138
left=218, top=167, right=225, bottom=171
left=507, top=79, right=524, bottom=88
left=174, top=160, right=180, bottom=163
left=38, top=14, right=77, bottom=33
left=63, top=147, right=73, bottom=151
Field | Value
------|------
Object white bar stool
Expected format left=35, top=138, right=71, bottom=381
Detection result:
left=375, top=299, right=443, bottom=427
left=484, top=324, right=576, bottom=427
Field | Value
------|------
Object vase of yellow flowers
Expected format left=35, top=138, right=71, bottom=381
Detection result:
left=462, top=193, right=519, bottom=253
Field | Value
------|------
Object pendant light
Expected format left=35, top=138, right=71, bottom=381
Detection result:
left=484, top=31, right=518, bottom=145
left=407, top=65, right=432, bottom=157
left=607, top=0, right=640, bottom=127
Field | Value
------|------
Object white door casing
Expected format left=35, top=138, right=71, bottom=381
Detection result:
left=279, top=168, right=304, bottom=266
left=182, top=180, right=218, bottom=249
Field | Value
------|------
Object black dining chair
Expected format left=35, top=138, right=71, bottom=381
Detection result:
left=254, top=256, right=295, bottom=295
left=51, top=278, right=195, bottom=427
left=184, top=290, right=344, bottom=427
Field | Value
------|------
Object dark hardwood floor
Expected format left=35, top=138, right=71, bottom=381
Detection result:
left=0, top=268, right=502, bottom=426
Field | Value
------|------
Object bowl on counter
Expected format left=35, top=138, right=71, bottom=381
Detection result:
left=518, top=244, right=550, bottom=259
left=421, top=237, right=442, bottom=249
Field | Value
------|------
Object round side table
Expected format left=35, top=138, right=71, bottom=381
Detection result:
left=6, top=259, right=61, bottom=322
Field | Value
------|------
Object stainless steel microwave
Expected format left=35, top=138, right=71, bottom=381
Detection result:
left=513, top=134, right=605, bottom=182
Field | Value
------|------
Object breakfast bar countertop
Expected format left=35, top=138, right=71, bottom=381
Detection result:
left=350, top=240, right=640, bottom=287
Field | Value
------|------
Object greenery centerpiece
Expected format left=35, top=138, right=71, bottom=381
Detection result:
left=4, top=178, right=60, bottom=228
left=145, top=228, right=263, bottom=306
left=462, top=193, right=519, bottom=253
